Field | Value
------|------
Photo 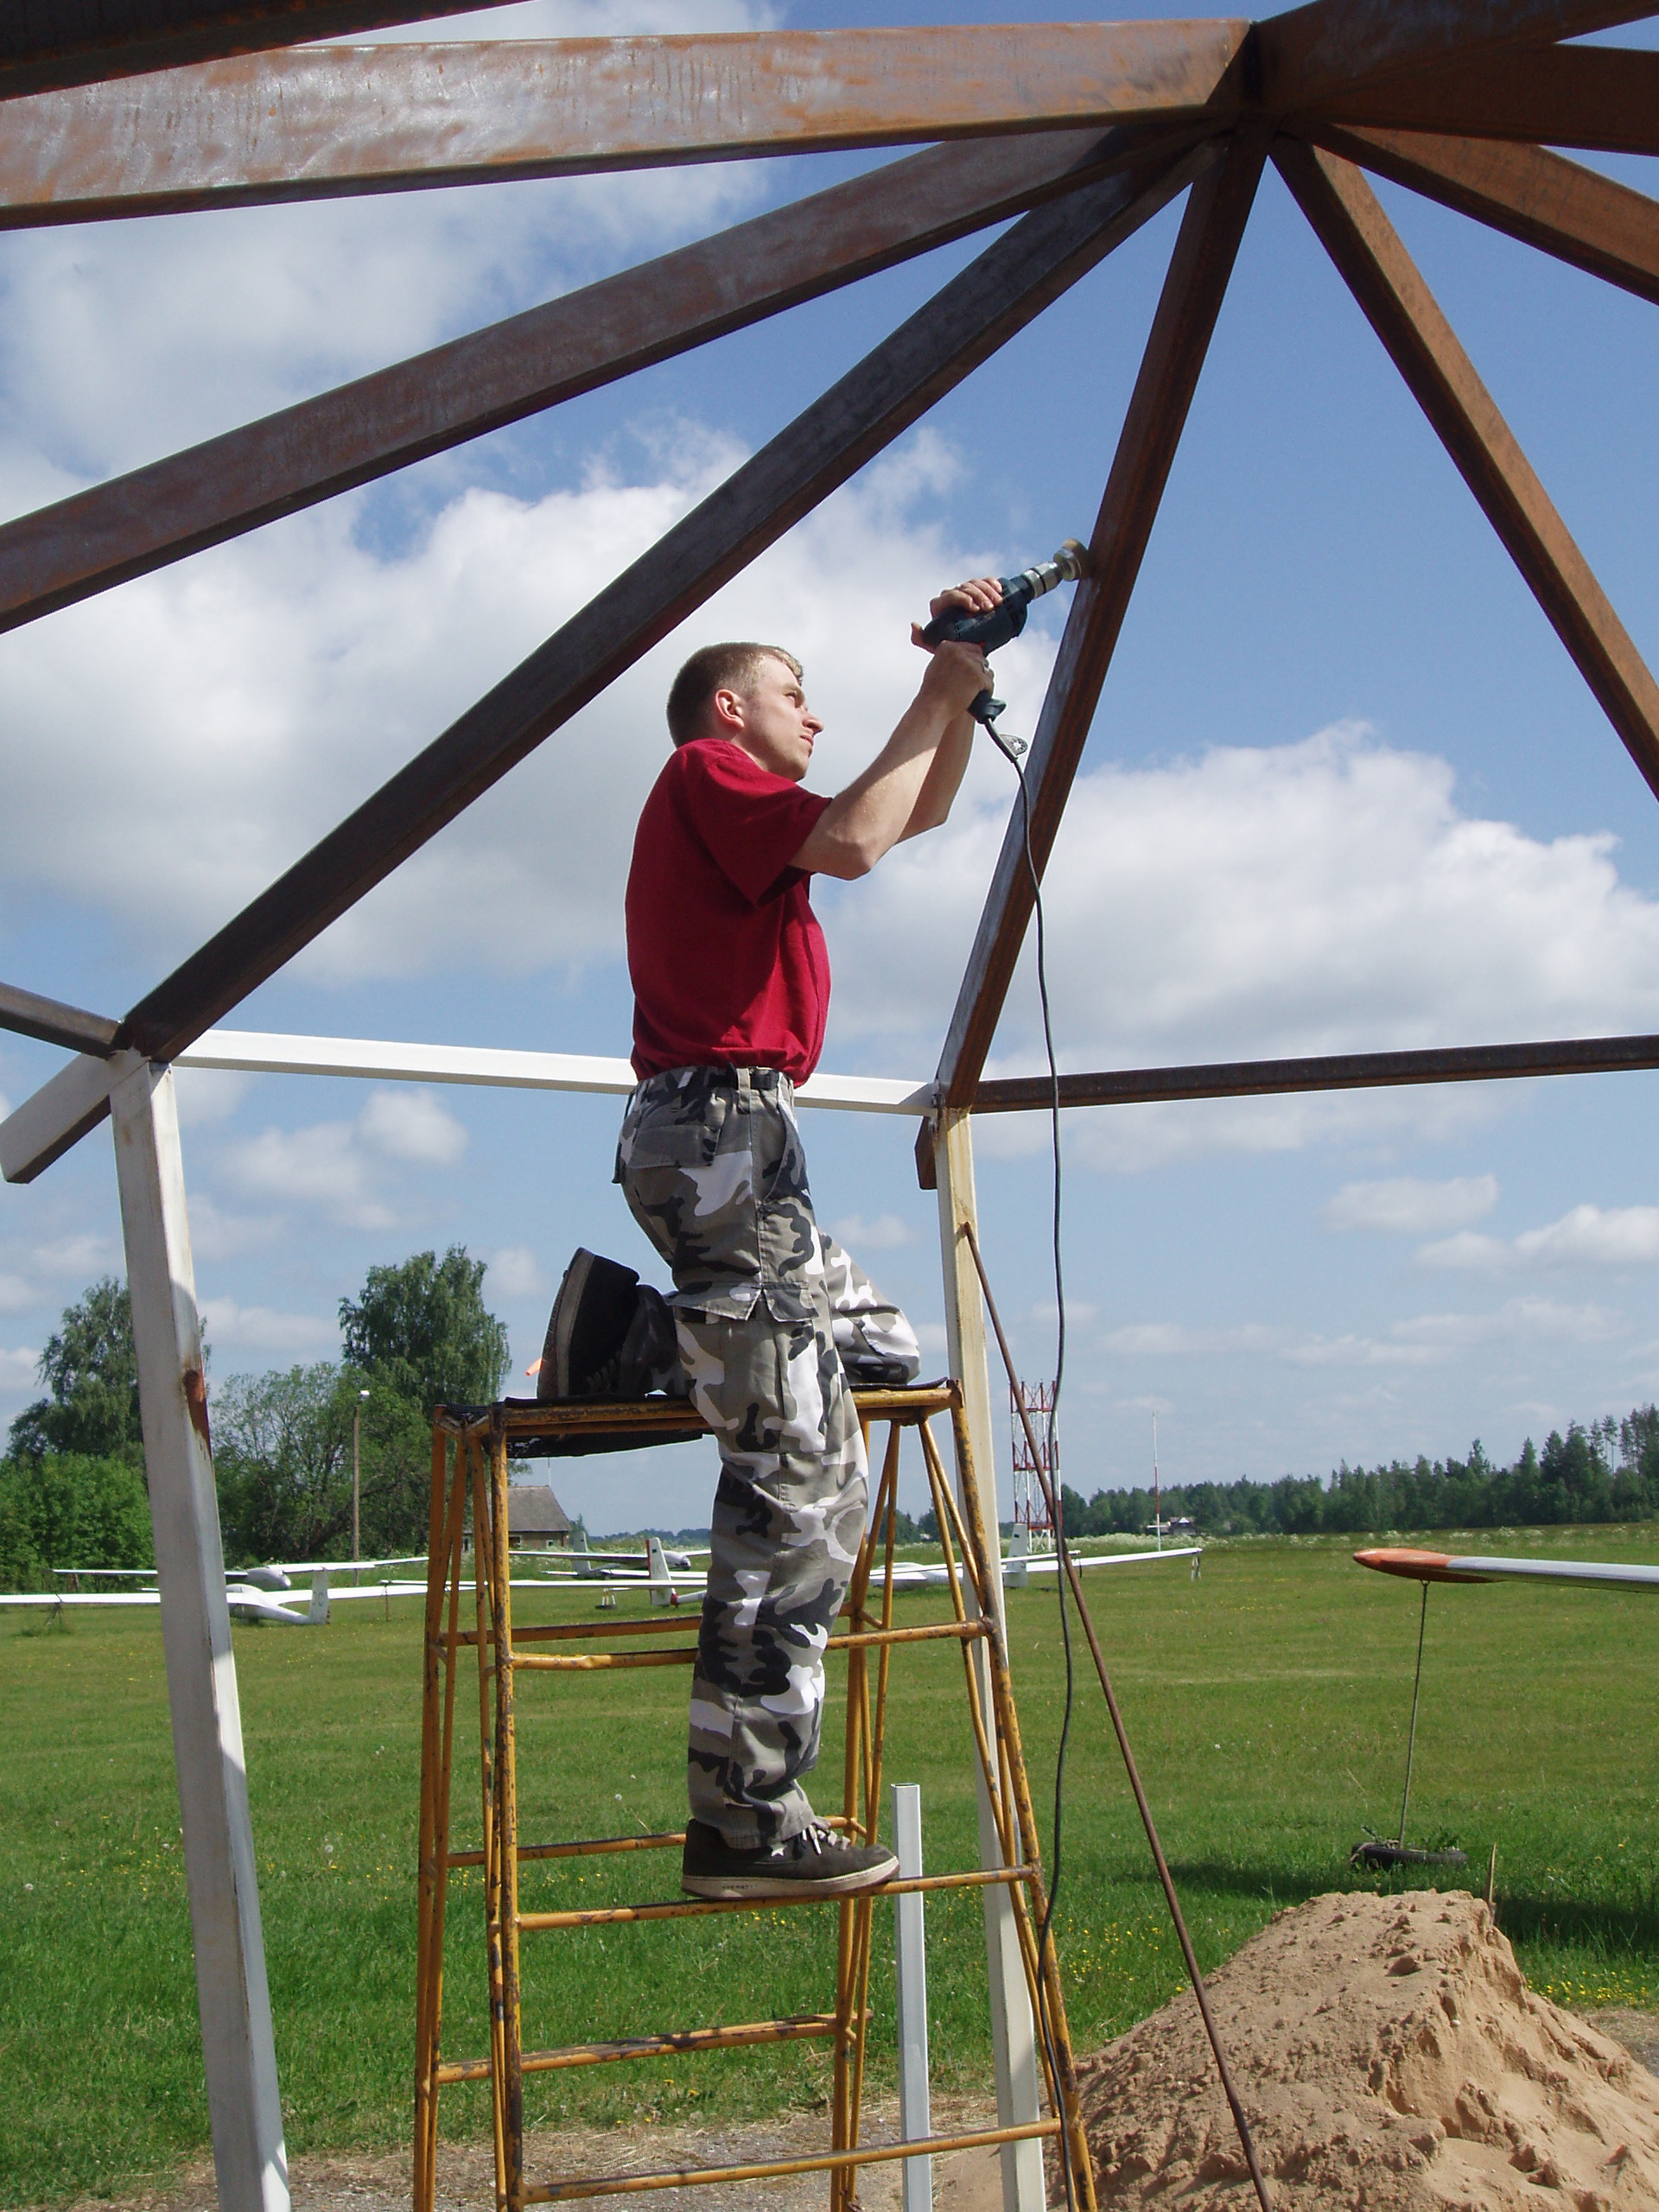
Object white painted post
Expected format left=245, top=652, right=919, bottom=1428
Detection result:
left=109, top=1055, right=290, bottom=2212
left=932, top=1108, right=1045, bottom=2212
left=891, top=1783, right=932, bottom=2212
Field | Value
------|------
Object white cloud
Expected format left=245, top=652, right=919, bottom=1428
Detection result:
left=1418, top=1203, right=1659, bottom=1273
left=28, top=1231, right=121, bottom=1281
left=223, top=1121, right=393, bottom=1230
left=1283, top=1332, right=1445, bottom=1369
left=215, top=1085, right=469, bottom=1226
left=172, top=1067, right=252, bottom=1127
left=830, top=1212, right=918, bottom=1254
left=0, top=426, right=1036, bottom=1006
left=358, top=1088, right=469, bottom=1166
left=975, top=1085, right=1503, bottom=1177
left=0, top=1346, right=39, bottom=1392
left=1101, top=1296, right=1618, bottom=1371
left=1323, top=1174, right=1499, bottom=1235
left=1414, top=1230, right=1511, bottom=1272
left=486, top=1245, right=547, bottom=1300
left=1389, top=1298, right=1618, bottom=1347
left=0, top=1274, right=34, bottom=1313
left=182, top=1195, right=284, bottom=1264
left=0, top=6, right=770, bottom=494
left=1102, top=1321, right=1280, bottom=1358
left=199, top=1300, right=336, bottom=1357
left=830, top=725, right=1659, bottom=1163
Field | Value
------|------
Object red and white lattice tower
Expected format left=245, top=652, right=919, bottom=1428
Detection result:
left=1010, top=1381, right=1057, bottom=1554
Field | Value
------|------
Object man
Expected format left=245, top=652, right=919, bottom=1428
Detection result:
left=551, top=583, right=998, bottom=1901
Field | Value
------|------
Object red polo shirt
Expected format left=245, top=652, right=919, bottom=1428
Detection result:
left=626, top=738, right=833, bottom=1083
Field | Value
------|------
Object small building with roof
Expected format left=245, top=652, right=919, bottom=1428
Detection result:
left=505, top=1483, right=573, bottom=1550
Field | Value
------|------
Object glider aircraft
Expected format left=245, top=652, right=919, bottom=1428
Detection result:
left=2, top=1528, right=1200, bottom=1627
left=1356, top=1546, right=1659, bottom=1592
left=877, top=1528, right=1201, bottom=1589
left=1, top=1570, right=335, bottom=1627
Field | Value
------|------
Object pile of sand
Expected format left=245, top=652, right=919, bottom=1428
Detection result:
left=1077, top=1889, right=1659, bottom=2208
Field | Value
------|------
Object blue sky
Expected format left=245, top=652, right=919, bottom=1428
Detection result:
left=2, top=2, right=1658, bottom=1533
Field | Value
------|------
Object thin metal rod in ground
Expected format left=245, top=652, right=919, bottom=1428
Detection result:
left=1398, top=1581, right=1430, bottom=1846
left=962, top=1219, right=1274, bottom=2212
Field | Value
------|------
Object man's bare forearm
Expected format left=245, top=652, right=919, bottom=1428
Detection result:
left=900, top=710, right=974, bottom=840
left=794, top=643, right=986, bottom=880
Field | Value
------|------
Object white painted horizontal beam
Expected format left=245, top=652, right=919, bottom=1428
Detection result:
left=177, top=1029, right=937, bottom=1114
left=0, top=1029, right=936, bottom=1185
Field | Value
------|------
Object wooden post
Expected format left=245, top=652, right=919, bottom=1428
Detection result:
left=932, top=1106, right=1044, bottom=2212
left=108, top=1054, right=290, bottom=2212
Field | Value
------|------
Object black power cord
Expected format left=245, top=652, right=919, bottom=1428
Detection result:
left=976, top=714, right=1274, bottom=2212
left=986, top=715, right=1079, bottom=2212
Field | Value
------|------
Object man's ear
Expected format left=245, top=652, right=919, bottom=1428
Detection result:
left=709, top=685, right=747, bottom=734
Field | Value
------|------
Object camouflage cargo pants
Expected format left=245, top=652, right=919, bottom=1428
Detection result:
left=616, top=1065, right=921, bottom=1847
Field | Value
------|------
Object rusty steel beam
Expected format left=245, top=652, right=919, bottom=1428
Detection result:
left=0, top=22, right=1249, bottom=222
left=1312, top=41, right=1659, bottom=156
left=932, top=136, right=1265, bottom=1118
left=1256, top=0, right=1659, bottom=114
left=0, top=122, right=1208, bottom=637
left=0, top=980, right=118, bottom=1056
left=1277, top=138, right=1659, bottom=804
left=0, top=0, right=501, bottom=104
left=1306, top=124, right=1659, bottom=304
left=969, top=1032, right=1659, bottom=1113
left=116, top=144, right=1212, bottom=1066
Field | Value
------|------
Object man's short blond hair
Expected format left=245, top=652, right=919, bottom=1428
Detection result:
left=666, top=642, right=803, bottom=747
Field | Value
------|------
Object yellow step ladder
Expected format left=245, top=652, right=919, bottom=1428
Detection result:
left=412, top=1382, right=1096, bottom=2210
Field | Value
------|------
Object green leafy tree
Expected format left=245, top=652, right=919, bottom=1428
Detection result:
left=9, top=1279, right=143, bottom=1464
left=339, top=1246, right=510, bottom=1412
left=213, top=1363, right=358, bottom=1563
left=0, top=1453, right=153, bottom=1591
left=353, top=1387, right=439, bottom=1559
left=214, top=1365, right=448, bottom=1565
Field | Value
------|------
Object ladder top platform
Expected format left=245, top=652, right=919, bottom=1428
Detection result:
left=433, top=1380, right=961, bottom=1451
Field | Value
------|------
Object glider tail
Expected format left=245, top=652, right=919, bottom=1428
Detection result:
left=647, top=1536, right=678, bottom=1608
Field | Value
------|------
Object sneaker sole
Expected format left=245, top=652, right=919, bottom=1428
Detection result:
left=682, top=1853, right=899, bottom=1902
left=538, top=1249, right=596, bottom=1402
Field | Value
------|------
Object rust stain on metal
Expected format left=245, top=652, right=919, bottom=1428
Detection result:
left=183, top=1365, right=213, bottom=1453
left=0, top=22, right=1249, bottom=224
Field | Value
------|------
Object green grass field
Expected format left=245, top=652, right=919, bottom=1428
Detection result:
left=3, top=1525, right=1657, bottom=2205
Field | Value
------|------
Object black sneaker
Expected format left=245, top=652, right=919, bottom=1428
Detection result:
left=681, top=1817, right=899, bottom=1900
left=536, top=1249, right=641, bottom=1401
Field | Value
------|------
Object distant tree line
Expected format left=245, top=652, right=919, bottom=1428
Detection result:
left=0, top=1249, right=509, bottom=1589
left=10, top=1261, right=1659, bottom=1589
left=1058, top=1408, right=1659, bottom=1540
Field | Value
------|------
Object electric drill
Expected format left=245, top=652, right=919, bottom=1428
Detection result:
left=920, top=539, right=1090, bottom=735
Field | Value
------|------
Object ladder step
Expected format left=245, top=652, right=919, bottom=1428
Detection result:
left=445, top=1815, right=860, bottom=1871
left=518, top=1863, right=1032, bottom=1931
left=523, top=2119, right=1061, bottom=2202
left=434, top=2010, right=849, bottom=2084
left=456, top=1618, right=988, bottom=1655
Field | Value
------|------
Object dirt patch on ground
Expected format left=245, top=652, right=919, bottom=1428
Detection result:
left=37, top=1896, right=1659, bottom=2212
left=46, top=2096, right=1007, bottom=2212
left=1077, top=1889, right=1659, bottom=2208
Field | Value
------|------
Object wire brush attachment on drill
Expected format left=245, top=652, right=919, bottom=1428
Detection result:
left=919, top=539, right=1090, bottom=744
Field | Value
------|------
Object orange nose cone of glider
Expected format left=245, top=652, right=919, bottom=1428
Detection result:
left=1355, top=1547, right=1454, bottom=1580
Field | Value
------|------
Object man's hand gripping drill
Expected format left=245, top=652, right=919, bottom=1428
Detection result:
left=912, top=539, right=1091, bottom=752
